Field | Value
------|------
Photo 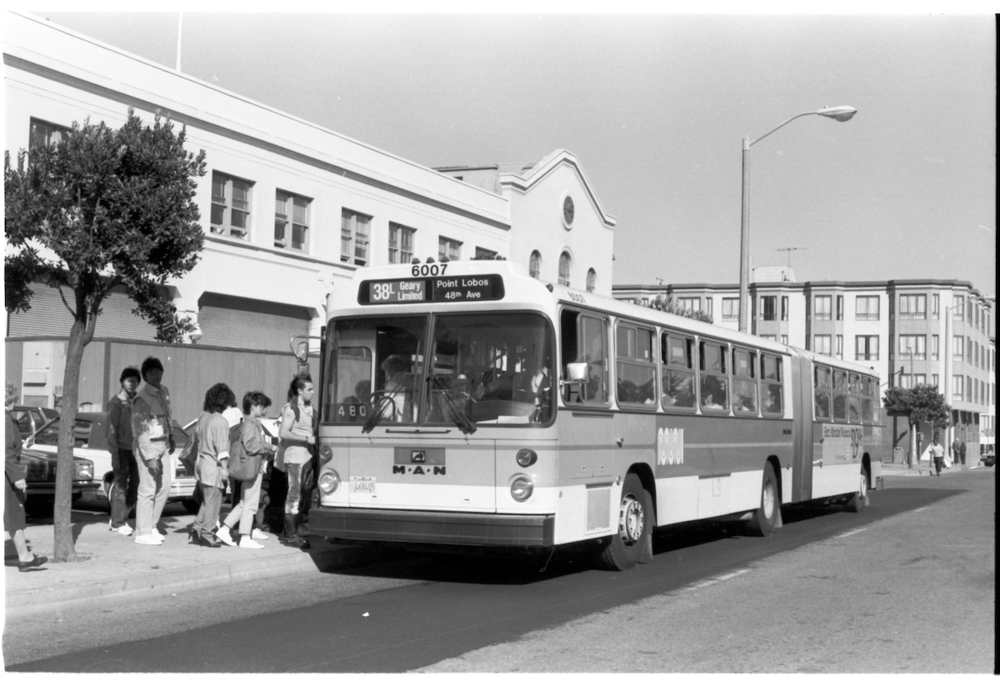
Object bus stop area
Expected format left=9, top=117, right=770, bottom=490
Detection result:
left=3, top=460, right=985, bottom=617
left=3, top=509, right=379, bottom=617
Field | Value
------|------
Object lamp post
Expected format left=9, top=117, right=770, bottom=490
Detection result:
left=943, top=294, right=995, bottom=465
left=738, top=105, right=857, bottom=333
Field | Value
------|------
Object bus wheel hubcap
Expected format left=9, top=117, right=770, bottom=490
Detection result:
left=619, top=495, right=644, bottom=545
left=762, top=483, right=775, bottom=519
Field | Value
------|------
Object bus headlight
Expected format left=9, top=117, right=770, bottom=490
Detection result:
left=516, top=448, right=537, bottom=468
left=320, top=445, right=333, bottom=463
left=319, top=469, right=340, bottom=494
left=510, top=475, right=533, bottom=502
left=74, top=461, right=94, bottom=480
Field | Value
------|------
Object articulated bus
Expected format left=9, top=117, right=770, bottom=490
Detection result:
left=308, top=260, right=882, bottom=570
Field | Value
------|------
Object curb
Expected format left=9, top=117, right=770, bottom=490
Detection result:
left=6, top=541, right=381, bottom=617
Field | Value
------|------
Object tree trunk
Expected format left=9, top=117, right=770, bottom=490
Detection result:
left=52, top=310, right=95, bottom=561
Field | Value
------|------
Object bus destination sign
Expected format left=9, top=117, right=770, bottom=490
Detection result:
left=360, top=274, right=504, bottom=305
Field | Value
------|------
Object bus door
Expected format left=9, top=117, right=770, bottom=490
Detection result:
left=792, top=353, right=815, bottom=502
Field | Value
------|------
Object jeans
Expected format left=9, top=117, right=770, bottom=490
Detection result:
left=933, top=456, right=943, bottom=475
left=110, top=449, right=139, bottom=528
left=224, top=472, right=263, bottom=536
left=284, top=462, right=303, bottom=515
left=134, top=444, right=170, bottom=536
left=193, top=483, right=223, bottom=539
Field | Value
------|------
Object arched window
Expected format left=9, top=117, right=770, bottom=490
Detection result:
left=586, top=268, right=596, bottom=293
left=558, top=252, right=571, bottom=286
left=529, top=250, right=541, bottom=279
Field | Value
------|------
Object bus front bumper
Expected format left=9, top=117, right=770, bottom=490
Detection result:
left=310, top=507, right=556, bottom=548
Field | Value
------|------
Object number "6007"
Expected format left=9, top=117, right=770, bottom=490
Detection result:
left=411, top=263, right=448, bottom=277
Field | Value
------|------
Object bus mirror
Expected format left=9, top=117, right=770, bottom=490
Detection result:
left=565, top=362, right=589, bottom=382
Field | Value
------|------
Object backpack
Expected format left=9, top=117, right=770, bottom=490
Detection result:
left=227, top=420, right=262, bottom=482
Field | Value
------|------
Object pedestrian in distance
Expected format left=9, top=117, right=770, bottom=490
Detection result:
left=951, top=438, right=961, bottom=468
left=959, top=439, right=967, bottom=466
left=190, top=383, right=236, bottom=548
left=106, top=366, right=141, bottom=537
left=218, top=391, right=275, bottom=549
left=930, top=437, right=945, bottom=477
left=277, top=374, right=314, bottom=549
left=131, top=357, right=175, bottom=546
left=5, top=384, right=48, bottom=572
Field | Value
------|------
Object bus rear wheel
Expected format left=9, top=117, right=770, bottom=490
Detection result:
left=598, top=473, right=651, bottom=571
left=746, top=464, right=779, bottom=537
left=843, top=467, right=869, bottom=513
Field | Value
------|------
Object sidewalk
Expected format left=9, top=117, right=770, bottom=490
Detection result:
left=880, top=459, right=987, bottom=477
left=3, top=504, right=378, bottom=617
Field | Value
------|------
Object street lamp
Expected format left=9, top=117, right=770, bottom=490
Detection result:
left=738, top=105, right=858, bottom=333
left=942, top=294, right=995, bottom=463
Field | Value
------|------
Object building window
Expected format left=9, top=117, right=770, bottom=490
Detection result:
left=474, top=247, right=498, bottom=260
left=211, top=172, right=253, bottom=239
left=953, top=336, right=964, bottom=361
left=529, top=251, right=541, bottom=279
left=780, top=335, right=789, bottom=345
left=899, top=335, right=927, bottom=360
left=677, top=297, right=702, bottom=314
left=341, top=210, right=371, bottom=266
left=388, top=223, right=415, bottom=264
left=856, top=335, right=879, bottom=361
left=29, top=117, right=70, bottom=148
left=586, top=268, right=596, bottom=293
left=966, top=337, right=973, bottom=363
left=439, top=236, right=462, bottom=262
left=814, top=335, right=832, bottom=355
left=722, top=298, right=739, bottom=322
left=274, top=191, right=310, bottom=251
left=836, top=295, right=844, bottom=320
left=931, top=335, right=939, bottom=360
left=932, top=293, right=940, bottom=318
left=899, top=294, right=927, bottom=320
left=760, top=296, right=777, bottom=321
left=967, top=376, right=973, bottom=402
left=836, top=335, right=843, bottom=358
left=952, top=375, right=963, bottom=400
left=856, top=296, right=879, bottom=321
left=814, top=296, right=832, bottom=321
left=781, top=296, right=789, bottom=321
left=932, top=374, right=939, bottom=388
left=952, top=296, right=964, bottom=320
left=558, top=252, right=571, bottom=286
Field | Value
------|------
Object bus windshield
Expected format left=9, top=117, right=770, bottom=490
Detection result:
left=325, top=312, right=555, bottom=428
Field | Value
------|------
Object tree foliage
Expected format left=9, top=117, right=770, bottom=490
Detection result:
left=883, top=384, right=951, bottom=429
left=5, top=109, right=206, bottom=339
left=648, top=294, right=713, bottom=324
left=5, top=109, right=206, bottom=560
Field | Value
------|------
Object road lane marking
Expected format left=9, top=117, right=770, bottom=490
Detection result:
left=834, top=528, right=868, bottom=539
left=681, top=569, right=750, bottom=592
left=913, top=506, right=930, bottom=513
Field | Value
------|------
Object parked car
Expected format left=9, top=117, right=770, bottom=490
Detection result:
left=26, top=413, right=197, bottom=511
left=19, top=445, right=97, bottom=516
left=981, top=446, right=995, bottom=467
left=10, top=404, right=59, bottom=440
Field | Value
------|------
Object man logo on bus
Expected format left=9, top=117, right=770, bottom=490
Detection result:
left=657, top=427, right=685, bottom=466
left=392, top=449, right=446, bottom=476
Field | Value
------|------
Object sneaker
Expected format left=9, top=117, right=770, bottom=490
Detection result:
left=239, top=537, right=265, bottom=550
left=109, top=522, right=133, bottom=536
left=152, top=527, right=165, bottom=540
left=135, top=534, right=163, bottom=546
left=216, top=525, right=237, bottom=547
left=250, top=528, right=269, bottom=541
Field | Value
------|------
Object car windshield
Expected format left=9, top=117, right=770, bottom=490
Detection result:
left=33, top=417, right=102, bottom=449
left=325, top=312, right=555, bottom=427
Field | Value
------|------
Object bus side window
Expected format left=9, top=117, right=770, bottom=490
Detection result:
left=832, top=369, right=848, bottom=422
left=561, top=310, right=608, bottom=405
left=616, top=323, right=656, bottom=407
left=848, top=373, right=862, bottom=423
left=733, top=348, right=758, bottom=414
left=661, top=333, right=695, bottom=409
left=700, top=341, right=729, bottom=412
left=761, top=353, right=783, bottom=414
left=815, top=366, right=831, bottom=420
left=861, top=376, right=874, bottom=423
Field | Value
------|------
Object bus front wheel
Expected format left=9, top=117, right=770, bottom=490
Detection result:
left=843, top=467, right=869, bottom=513
left=598, top=473, right=651, bottom=571
left=746, top=464, right=779, bottom=537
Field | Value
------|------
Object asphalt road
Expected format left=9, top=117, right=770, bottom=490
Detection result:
left=6, top=469, right=995, bottom=673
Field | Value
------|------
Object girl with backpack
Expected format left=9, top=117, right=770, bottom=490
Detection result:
left=190, top=383, right=236, bottom=548
left=217, top=391, right=275, bottom=549
left=277, top=375, right=315, bottom=549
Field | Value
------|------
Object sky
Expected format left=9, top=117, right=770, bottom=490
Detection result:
left=19, top=5, right=997, bottom=300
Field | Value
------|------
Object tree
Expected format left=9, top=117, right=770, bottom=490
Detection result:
left=883, top=384, right=951, bottom=468
left=649, top=294, right=713, bottom=324
left=5, top=109, right=206, bottom=561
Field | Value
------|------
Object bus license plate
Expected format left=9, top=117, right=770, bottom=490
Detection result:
left=351, top=477, right=376, bottom=495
